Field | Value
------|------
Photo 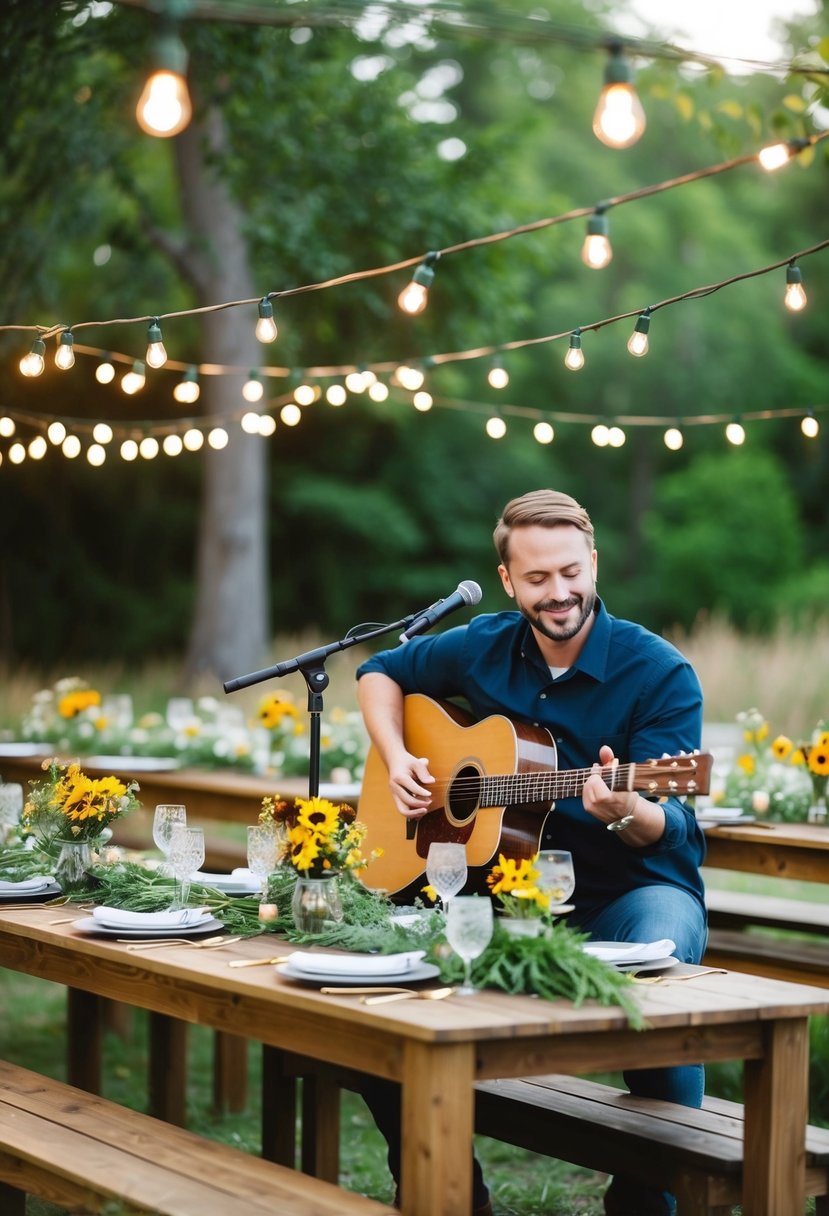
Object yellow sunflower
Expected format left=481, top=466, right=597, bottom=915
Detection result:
left=771, top=735, right=793, bottom=761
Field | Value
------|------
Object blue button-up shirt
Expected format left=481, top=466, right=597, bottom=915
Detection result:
left=356, top=599, right=706, bottom=915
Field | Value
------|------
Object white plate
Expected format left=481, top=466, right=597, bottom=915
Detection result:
left=614, top=956, right=680, bottom=973
left=73, top=915, right=225, bottom=940
left=191, top=870, right=260, bottom=895
left=287, top=949, right=426, bottom=977
left=583, top=939, right=676, bottom=965
left=279, top=961, right=441, bottom=987
left=0, top=875, right=55, bottom=894
left=83, top=755, right=181, bottom=772
left=0, top=882, right=62, bottom=904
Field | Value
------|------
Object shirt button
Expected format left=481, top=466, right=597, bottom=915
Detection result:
left=540, top=692, right=547, bottom=700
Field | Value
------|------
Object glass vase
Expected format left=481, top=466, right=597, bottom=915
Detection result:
left=291, top=873, right=343, bottom=934
left=54, top=839, right=94, bottom=895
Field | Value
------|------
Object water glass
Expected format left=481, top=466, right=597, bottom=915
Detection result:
left=445, top=896, right=493, bottom=995
left=152, top=804, right=187, bottom=875
left=536, top=849, right=576, bottom=908
left=426, top=841, right=467, bottom=910
left=166, top=697, right=194, bottom=731
left=246, top=823, right=284, bottom=901
left=0, top=784, right=24, bottom=844
left=168, top=825, right=205, bottom=910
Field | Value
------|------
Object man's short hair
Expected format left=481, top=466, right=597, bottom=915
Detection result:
left=493, top=489, right=594, bottom=564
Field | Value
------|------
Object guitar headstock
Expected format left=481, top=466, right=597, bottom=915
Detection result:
left=632, top=752, right=712, bottom=797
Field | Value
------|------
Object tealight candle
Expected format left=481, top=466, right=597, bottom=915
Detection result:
left=258, top=902, right=279, bottom=923
left=752, top=790, right=770, bottom=814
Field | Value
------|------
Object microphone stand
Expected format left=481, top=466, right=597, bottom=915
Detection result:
left=223, top=616, right=417, bottom=799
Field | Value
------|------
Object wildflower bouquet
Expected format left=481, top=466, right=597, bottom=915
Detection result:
left=22, top=758, right=140, bottom=850
left=723, top=708, right=819, bottom=821
left=20, top=677, right=104, bottom=752
left=486, top=853, right=550, bottom=919
left=259, top=794, right=380, bottom=878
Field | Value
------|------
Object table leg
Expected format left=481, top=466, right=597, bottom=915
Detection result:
left=399, top=1041, right=474, bottom=1216
left=261, top=1045, right=298, bottom=1167
left=66, top=989, right=102, bottom=1093
left=742, top=1016, right=809, bottom=1216
left=212, top=1030, right=248, bottom=1113
left=148, top=1013, right=187, bottom=1126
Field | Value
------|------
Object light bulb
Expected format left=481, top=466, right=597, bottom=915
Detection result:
left=139, top=436, right=159, bottom=459
left=487, top=358, right=509, bottom=389
left=784, top=264, right=807, bottom=312
left=533, top=421, right=554, bottom=444
left=55, top=331, right=75, bottom=370
left=208, top=427, right=229, bottom=449
left=241, top=412, right=262, bottom=434
left=87, top=444, right=106, bottom=467
left=146, top=319, right=167, bottom=368
left=8, top=443, right=25, bottom=464
left=280, top=403, right=302, bottom=426
left=121, top=439, right=139, bottom=461
left=28, top=436, right=48, bottom=460
left=591, top=424, right=610, bottom=447
left=162, top=434, right=183, bottom=456
left=173, top=367, right=200, bottom=403
left=412, top=391, right=433, bottom=411
left=255, top=298, right=278, bottom=343
left=345, top=371, right=367, bottom=393
left=395, top=365, right=425, bottom=391
left=627, top=311, right=651, bottom=357
left=726, top=421, right=746, bottom=446
left=136, top=33, right=192, bottom=138
left=121, top=361, right=146, bottom=395
left=593, top=48, right=646, bottom=149
left=607, top=426, right=626, bottom=447
left=564, top=332, right=585, bottom=371
left=758, top=142, right=790, bottom=171
left=801, top=413, right=820, bottom=439
left=581, top=211, right=612, bottom=269
left=0, top=417, right=15, bottom=437
left=664, top=426, right=684, bottom=451
left=47, top=421, right=66, bottom=445
left=62, top=435, right=81, bottom=459
left=485, top=416, right=506, bottom=439
left=93, top=423, right=113, bottom=444
left=95, top=356, right=115, bottom=384
left=368, top=381, right=389, bottom=402
left=183, top=428, right=204, bottom=451
left=242, top=372, right=264, bottom=403
left=326, top=384, right=347, bottom=406
left=293, top=382, right=316, bottom=405
left=19, top=339, right=46, bottom=377
left=397, top=253, right=439, bottom=315
left=258, top=415, right=276, bottom=436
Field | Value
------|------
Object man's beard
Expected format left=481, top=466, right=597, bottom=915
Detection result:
left=518, top=587, right=597, bottom=643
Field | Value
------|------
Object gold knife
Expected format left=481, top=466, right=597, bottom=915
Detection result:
left=228, top=956, right=288, bottom=968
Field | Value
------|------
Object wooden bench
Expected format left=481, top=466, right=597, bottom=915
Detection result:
left=703, top=889, right=829, bottom=988
left=474, top=1074, right=829, bottom=1216
left=0, top=1059, right=395, bottom=1216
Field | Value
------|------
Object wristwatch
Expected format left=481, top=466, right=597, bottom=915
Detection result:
left=607, top=812, right=635, bottom=834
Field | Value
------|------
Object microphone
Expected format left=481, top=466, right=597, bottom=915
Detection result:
left=401, top=580, right=482, bottom=640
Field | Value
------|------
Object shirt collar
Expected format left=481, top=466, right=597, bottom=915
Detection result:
left=519, top=597, right=612, bottom=683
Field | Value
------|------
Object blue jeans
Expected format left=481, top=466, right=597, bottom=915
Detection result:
left=572, top=884, right=708, bottom=1215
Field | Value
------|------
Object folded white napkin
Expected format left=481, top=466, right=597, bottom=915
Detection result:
left=0, top=875, right=53, bottom=894
left=583, top=939, right=676, bottom=964
left=91, top=906, right=210, bottom=930
left=288, top=950, right=426, bottom=977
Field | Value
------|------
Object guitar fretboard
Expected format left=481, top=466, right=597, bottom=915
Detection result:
left=480, top=763, right=634, bottom=806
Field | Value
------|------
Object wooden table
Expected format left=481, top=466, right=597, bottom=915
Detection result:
left=0, top=907, right=826, bottom=1216
left=704, top=821, right=829, bottom=885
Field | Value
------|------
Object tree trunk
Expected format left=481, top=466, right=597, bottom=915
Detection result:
left=173, top=110, right=269, bottom=685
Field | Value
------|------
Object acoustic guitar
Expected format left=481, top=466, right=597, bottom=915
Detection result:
left=358, top=693, right=712, bottom=896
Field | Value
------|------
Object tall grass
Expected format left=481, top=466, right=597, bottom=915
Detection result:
left=2, top=617, right=828, bottom=735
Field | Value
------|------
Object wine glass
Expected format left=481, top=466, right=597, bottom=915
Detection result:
left=426, top=842, right=467, bottom=911
left=152, top=804, right=187, bottom=876
left=246, top=823, right=283, bottom=902
left=166, top=697, right=194, bottom=732
left=535, top=849, right=576, bottom=911
left=168, top=825, right=205, bottom=911
left=445, top=896, right=494, bottom=996
left=0, top=784, right=24, bottom=845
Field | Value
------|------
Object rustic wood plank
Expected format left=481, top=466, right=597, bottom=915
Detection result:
left=743, top=1017, right=810, bottom=1216
left=400, top=1041, right=475, bottom=1216
left=706, top=888, right=829, bottom=935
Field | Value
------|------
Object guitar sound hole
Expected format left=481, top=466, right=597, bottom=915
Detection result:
left=446, top=765, right=481, bottom=823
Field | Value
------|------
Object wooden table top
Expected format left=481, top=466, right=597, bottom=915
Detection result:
left=1, top=905, right=827, bottom=1216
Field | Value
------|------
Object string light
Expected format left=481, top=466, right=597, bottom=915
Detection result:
left=626, top=309, right=651, bottom=357
left=663, top=425, right=684, bottom=450
left=485, top=415, right=507, bottom=439
left=368, top=380, right=389, bottom=402
left=487, top=357, right=509, bottom=389
left=398, top=252, right=439, bottom=315
left=9, top=444, right=25, bottom=465
left=581, top=209, right=613, bottom=269
left=607, top=425, right=626, bottom=447
left=345, top=370, right=367, bottom=393
left=241, top=411, right=262, bottom=434
left=145, top=319, right=168, bottom=368
left=280, top=403, right=302, bottom=426
left=412, top=390, right=433, bottom=411
left=255, top=298, right=278, bottom=343
left=62, top=435, right=81, bottom=459
left=258, top=415, right=277, bottom=437
left=173, top=366, right=200, bottom=403
left=242, top=371, right=264, bottom=403
left=95, top=354, right=115, bottom=384
left=55, top=331, right=75, bottom=370
left=136, top=27, right=192, bottom=138
left=87, top=444, right=106, bottom=466
left=591, top=423, right=610, bottom=446
left=47, top=421, right=66, bottom=445
left=325, top=384, right=347, bottom=406
left=120, top=439, right=138, bottom=461
left=28, top=436, right=47, bottom=460
left=121, top=361, right=146, bottom=395
left=801, top=410, right=819, bottom=438
left=565, top=330, right=585, bottom=371
left=395, top=365, right=426, bottom=391
left=0, top=418, right=14, bottom=438
left=533, top=421, right=555, bottom=444
left=784, top=261, right=807, bottom=312
left=725, top=419, right=746, bottom=445
left=207, top=427, right=229, bottom=449
left=293, top=381, right=317, bottom=405
left=19, top=340, right=46, bottom=378
left=183, top=428, right=204, bottom=451
left=162, top=434, right=183, bottom=456
left=592, top=45, right=646, bottom=149
left=139, top=436, right=160, bottom=459
left=756, top=138, right=811, bottom=171
left=92, top=423, right=113, bottom=444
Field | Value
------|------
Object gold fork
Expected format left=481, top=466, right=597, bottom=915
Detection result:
left=361, top=987, right=455, bottom=1005
left=121, top=935, right=242, bottom=951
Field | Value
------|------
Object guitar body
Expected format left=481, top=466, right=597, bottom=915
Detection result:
left=358, top=694, right=557, bottom=895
